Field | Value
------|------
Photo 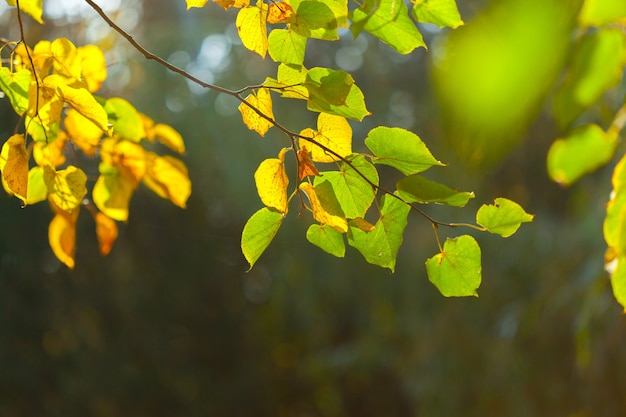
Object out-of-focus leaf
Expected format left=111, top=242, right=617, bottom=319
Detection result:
left=148, top=123, right=186, bottom=154
left=299, top=112, right=352, bottom=163
left=397, top=174, right=474, bottom=207
left=412, top=0, right=464, bottom=29
left=26, top=166, right=47, bottom=204
left=239, top=88, right=274, bottom=136
left=104, top=97, right=145, bottom=142
left=254, top=148, right=289, bottom=214
left=95, top=212, right=118, bottom=256
left=547, top=124, right=618, bottom=186
left=241, top=207, right=284, bottom=269
left=51, top=38, right=81, bottom=80
left=347, top=193, right=410, bottom=272
left=476, top=197, right=534, bottom=238
left=426, top=235, right=481, bottom=297
left=365, top=126, right=444, bottom=175
left=64, top=108, right=103, bottom=156
left=48, top=204, right=79, bottom=269
left=43, top=165, right=87, bottom=212
left=33, top=131, right=67, bottom=168
left=93, top=165, right=135, bottom=222
left=306, top=224, right=345, bottom=257
left=579, top=0, right=626, bottom=27
left=6, top=0, right=43, bottom=23
left=143, top=154, right=191, bottom=209
left=78, top=45, right=107, bottom=92
left=0, top=134, right=29, bottom=203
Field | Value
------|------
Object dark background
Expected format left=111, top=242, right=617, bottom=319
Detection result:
left=1, top=0, right=625, bottom=416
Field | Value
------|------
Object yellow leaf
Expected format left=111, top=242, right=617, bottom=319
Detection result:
left=93, top=167, right=135, bottom=222
left=299, top=113, right=352, bottom=162
left=26, top=166, right=47, bottom=204
left=300, top=182, right=348, bottom=233
left=28, top=78, right=63, bottom=128
left=150, top=123, right=186, bottom=154
left=0, top=134, right=29, bottom=203
left=186, top=0, right=209, bottom=8
left=94, top=212, right=118, bottom=256
left=48, top=203, right=79, bottom=269
left=254, top=148, right=289, bottom=213
left=267, top=2, right=294, bottom=24
left=349, top=217, right=376, bottom=232
left=51, top=38, right=81, bottom=80
left=143, top=154, right=191, bottom=208
left=297, top=147, right=320, bottom=180
left=213, top=0, right=250, bottom=9
left=236, top=1, right=269, bottom=58
left=239, top=88, right=274, bottom=136
left=111, top=140, right=146, bottom=186
left=6, top=0, right=43, bottom=23
left=33, top=131, right=67, bottom=167
left=78, top=45, right=107, bottom=92
left=43, top=165, right=87, bottom=212
left=45, top=74, right=110, bottom=133
left=64, top=109, right=103, bottom=156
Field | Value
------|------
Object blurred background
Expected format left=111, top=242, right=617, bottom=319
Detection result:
left=1, top=0, right=625, bottom=416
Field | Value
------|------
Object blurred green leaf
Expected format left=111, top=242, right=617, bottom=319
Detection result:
left=412, top=0, right=464, bottom=29
left=104, top=97, right=145, bottom=142
left=426, top=234, right=481, bottom=297
left=579, top=0, right=626, bottom=27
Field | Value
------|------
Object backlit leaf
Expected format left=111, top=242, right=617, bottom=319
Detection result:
left=350, top=0, right=426, bottom=54
left=264, top=63, right=309, bottom=99
left=104, top=97, right=145, bottom=142
left=111, top=140, right=146, bottom=186
left=547, top=124, right=618, bottom=186
left=426, top=235, right=481, bottom=297
left=236, top=1, right=269, bottom=58
left=289, top=0, right=339, bottom=40
left=212, top=0, right=249, bottom=10
left=64, top=108, right=103, bottom=156
left=51, top=38, right=81, bottom=80
left=306, top=224, right=345, bottom=257
left=187, top=0, right=209, bottom=8
left=296, top=147, right=320, bottom=180
left=314, top=154, right=378, bottom=218
left=606, top=255, right=626, bottom=312
left=0, top=67, right=31, bottom=115
left=267, top=2, right=294, bottom=23
left=268, top=29, right=307, bottom=66
left=43, top=165, right=88, bottom=212
left=48, top=205, right=79, bottom=269
left=239, top=88, right=274, bottom=136
left=33, top=131, right=67, bottom=168
left=299, top=112, right=352, bottom=162
left=347, top=193, right=410, bottom=272
left=396, top=174, right=474, bottom=207
left=6, top=0, right=43, bottom=23
left=604, top=154, right=626, bottom=258
left=241, top=207, right=284, bottom=269
left=476, top=197, right=534, bottom=238
left=305, top=67, right=369, bottom=121
left=26, top=166, right=47, bottom=205
left=300, top=181, right=348, bottom=233
left=0, top=134, right=29, bottom=203
left=93, top=165, right=135, bottom=222
left=254, top=148, right=289, bottom=213
left=412, top=0, right=464, bottom=29
left=78, top=45, right=107, bottom=92
left=149, top=123, right=186, bottom=154
left=143, top=154, right=191, bottom=209
left=553, top=29, right=626, bottom=128
left=365, top=126, right=444, bottom=175
left=28, top=78, right=63, bottom=130
left=95, top=212, right=118, bottom=256
left=579, top=0, right=626, bottom=27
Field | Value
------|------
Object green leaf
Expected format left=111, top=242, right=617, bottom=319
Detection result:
left=426, top=235, right=481, bottom=297
left=579, top=0, right=626, bottom=27
left=412, top=0, right=464, bottom=29
left=305, top=67, right=369, bottom=121
left=553, top=29, right=626, bottom=128
left=0, top=68, right=31, bottom=115
left=350, top=0, right=426, bottom=54
left=290, top=0, right=340, bottom=40
left=306, top=224, right=345, bottom=257
left=104, top=97, right=145, bottom=142
left=347, top=194, right=410, bottom=272
left=547, top=124, right=618, bottom=186
left=476, top=198, right=534, bottom=238
left=315, top=154, right=378, bottom=218
left=396, top=174, right=474, bottom=207
left=241, top=207, right=284, bottom=269
left=365, top=126, right=444, bottom=175
left=268, top=29, right=307, bottom=65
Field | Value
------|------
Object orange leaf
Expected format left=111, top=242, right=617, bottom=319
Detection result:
left=95, top=212, right=118, bottom=256
left=48, top=203, right=79, bottom=269
left=212, top=0, right=249, bottom=9
left=0, top=134, right=29, bottom=203
left=267, top=2, right=294, bottom=24
left=296, top=147, right=320, bottom=180
left=238, top=88, right=274, bottom=136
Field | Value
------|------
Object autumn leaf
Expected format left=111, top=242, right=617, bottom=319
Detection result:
left=111, top=140, right=146, bottom=186
left=78, top=45, right=108, bottom=92
left=93, top=165, right=135, bottom=222
left=296, top=147, right=320, bottom=180
left=299, top=112, right=352, bottom=162
left=236, top=1, right=269, bottom=58
left=26, top=166, right=47, bottom=205
left=43, top=165, right=88, bottom=212
left=0, top=134, right=29, bottom=203
left=187, top=0, right=209, bottom=8
left=239, top=88, right=274, bottom=136
left=48, top=201, right=79, bottom=269
left=143, top=154, right=191, bottom=209
left=33, top=131, right=67, bottom=168
left=28, top=78, right=64, bottom=130
left=300, top=181, right=348, bottom=233
left=6, top=0, right=43, bottom=23
left=254, top=148, right=289, bottom=214
left=94, top=212, right=118, bottom=256
left=51, top=38, right=81, bottom=80
left=211, top=0, right=249, bottom=9
left=104, top=98, right=145, bottom=142
left=267, top=2, right=295, bottom=24
left=64, top=108, right=103, bottom=156
left=147, top=123, right=186, bottom=154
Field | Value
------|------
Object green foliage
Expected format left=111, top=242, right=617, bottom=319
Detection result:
left=426, top=234, right=481, bottom=297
